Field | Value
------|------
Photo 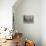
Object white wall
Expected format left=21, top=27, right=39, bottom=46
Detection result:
left=0, top=0, right=16, bottom=29
left=41, top=0, right=46, bottom=46
left=13, top=0, right=46, bottom=46
left=0, top=0, right=17, bottom=39
left=13, top=0, right=41, bottom=46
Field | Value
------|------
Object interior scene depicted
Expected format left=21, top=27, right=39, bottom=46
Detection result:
left=0, top=0, right=46, bottom=46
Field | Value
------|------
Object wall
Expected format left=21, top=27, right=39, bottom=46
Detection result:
left=0, top=0, right=16, bottom=39
left=13, top=0, right=41, bottom=46
left=41, top=0, right=46, bottom=46
left=0, top=0, right=16, bottom=30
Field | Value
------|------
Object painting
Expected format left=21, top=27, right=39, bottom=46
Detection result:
left=23, top=15, right=34, bottom=23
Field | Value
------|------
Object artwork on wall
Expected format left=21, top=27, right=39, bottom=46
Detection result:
left=23, top=15, right=34, bottom=23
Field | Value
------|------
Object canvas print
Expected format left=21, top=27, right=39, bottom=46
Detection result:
left=23, top=15, right=34, bottom=23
